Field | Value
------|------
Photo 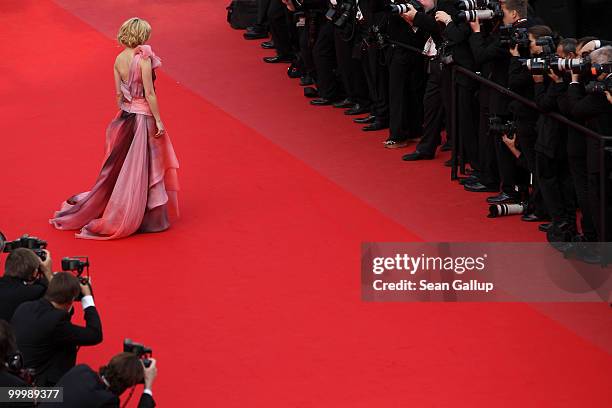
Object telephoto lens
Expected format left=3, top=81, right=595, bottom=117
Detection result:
left=457, top=9, right=494, bottom=22
left=488, top=203, right=526, bottom=218
left=456, top=0, right=490, bottom=10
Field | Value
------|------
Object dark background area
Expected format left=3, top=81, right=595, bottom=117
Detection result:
left=532, top=0, right=611, bottom=40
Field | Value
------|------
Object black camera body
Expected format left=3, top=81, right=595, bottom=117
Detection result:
left=2, top=234, right=48, bottom=261
left=586, top=75, right=612, bottom=94
left=124, top=338, right=153, bottom=369
left=488, top=116, right=517, bottom=138
left=499, top=25, right=530, bottom=49
left=326, top=0, right=355, bottom=28
left=456, top=0, right=502, bottom=22
left=62, top=256, right=91, bottom=300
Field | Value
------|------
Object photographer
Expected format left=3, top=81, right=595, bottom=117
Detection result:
left=532, top=38, right=577, bottom=244
left=506, top=25, right=555, bottom=222
left=46, top=353, right=157, bottom=408
left=383, top=0, right=436, bottom=148
left=570, top=46, right=612, bottom=242
left=0, top=248, right=53, bottom=322
left=467, top=0, right=533, bottom=202
left=11, top=272, right=102, bottom=386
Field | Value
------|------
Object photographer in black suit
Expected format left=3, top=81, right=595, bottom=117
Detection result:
left=11, top=272, right=103, bottom=386
left=0, top=248, right=53, bottom=322
left=383, top=0, right=436, bottom=148
left=46, top=353, right=157, bottom=408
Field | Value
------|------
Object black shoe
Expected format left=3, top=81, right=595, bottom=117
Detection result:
left=333, top=98, right=354, bottom=109
left=244, top=29, right=268, bottom=40
left=345, top=104, right=369, bottom=115
left=263, top=55, right=292, bottom=63
left=260, top=41, right=275, bottom=49
left=486, top=192, right=519, bottom=204
left=354, top=115, right=376, bottom=124
left=539, top=223, right=552, bottom=232
left=521, top=213, right=548, bottom=222
left=310, top=97, right=335, bottom=106
left=299, top=75, right=314, bottom=86
left=440, top=142, right=453, bottom=152
left=458, top=175, right=480, bottom=185
left=402, top=151, right=434, bottom=161
left=464, top=182, right=498, bottom=193
left=362, top=121, right=389, bottom=132
left=303, top=87, right=319, bottom=98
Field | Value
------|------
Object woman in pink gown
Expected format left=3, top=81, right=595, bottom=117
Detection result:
left=50, top=17, right=179, bottom=240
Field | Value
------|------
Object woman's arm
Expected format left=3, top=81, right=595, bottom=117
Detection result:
left=113, top=64, right=123, bottom=110
left=140, top=58, right=165, bottom=137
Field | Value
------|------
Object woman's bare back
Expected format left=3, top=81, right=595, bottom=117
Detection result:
left=115, top=48, right=135, bottom=83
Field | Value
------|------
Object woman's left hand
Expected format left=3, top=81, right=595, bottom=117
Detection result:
left=155, top=120, right=166, bottom=137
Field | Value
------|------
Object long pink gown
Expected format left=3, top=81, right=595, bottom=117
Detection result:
left=50, top=45, right=179, bottom=240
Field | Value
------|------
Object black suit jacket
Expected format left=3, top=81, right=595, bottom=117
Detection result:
left=43, top=365, right=155, bottom=408
left=11, top=299, right=103, bottom=386
left=0, top=276, right=47, bottom=322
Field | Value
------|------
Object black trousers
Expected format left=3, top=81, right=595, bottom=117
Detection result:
left=588, top=170, right=612, bottom=242
left=569, top=154, right=598, bottom=241
left=457, top=81, right=479, bottom=169
left=361, top=42, right=389, bottom=123
left=388, top=47, right=425, bottom=141
left=312, top=19, right=341, bottom=99
left=416, top=61, right=452, bottom=155
left=477, top=87, right=500, bottom=187
left=536, top=151, right=576, bottom=225
left=334, top=27, right=370, bottom=106
left=268, top=0, right=292, bottom=57
left=256, top=0, right=271, bottom=27
left=517, top=121, right=548, bottom=218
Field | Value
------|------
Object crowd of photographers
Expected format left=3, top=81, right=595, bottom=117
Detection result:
left=0, top=232, right=157, bottom=407
left=241, top=0, right=612, bottom=261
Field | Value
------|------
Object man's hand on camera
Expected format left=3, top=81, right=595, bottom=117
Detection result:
left=435, top=11, right=452, bottom=25
left=401, top=4, right=418, bottom=23
left=144, top=358, right=158, bottom=391
left=548, top=69, right=562, bottom=84
left=80, top=282, right=92, bottom=297
left=281, top=0, right=295, bottom=11
left=469, top=17, right=480, bottom=33
left=571, top=73, right=581, bottom=83
left=580, top=40, right=597, bottom=55
left=509, top=44, right=520, bottom=57
left=39, top=250, right=53, bottom=281
left=502, top=134, right=521, bottom=158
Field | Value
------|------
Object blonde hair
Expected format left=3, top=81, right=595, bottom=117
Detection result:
left=117, top=17, right=151, bottom=48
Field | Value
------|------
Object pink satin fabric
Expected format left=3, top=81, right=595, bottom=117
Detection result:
left=50, top=45, right=179, bottom=240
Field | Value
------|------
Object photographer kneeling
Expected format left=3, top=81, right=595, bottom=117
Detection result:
left=0, top=248, right=53, bottom=322
left=46, top=353, right=157, bottom=408
left=11, top=272, right=102, bottom=386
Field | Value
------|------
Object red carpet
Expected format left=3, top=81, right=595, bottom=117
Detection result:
left=1, top=1, right=611, bottom=406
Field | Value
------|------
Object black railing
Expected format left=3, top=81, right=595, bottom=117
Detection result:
left=450, top=65, right=612, bottom=242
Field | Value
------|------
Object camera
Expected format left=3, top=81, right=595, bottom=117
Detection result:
left=6, top=351, right=35, bottom=385
left=1, top=234, right=48, bottom=261
left=456, top=0, right=492, bottom=10
left=326, top=0, right=354, bottom=28
left=62, top=256, right=91, bottom=300
left=456, top=0, right=502, bottom=22
left=388, top=0, right=425, bottom=15
left=499, top=25, right=530, bottom=49
left=124, top=338, right=153, bottom=368
left=488, top=203, right=526, bottom=218
left=488, top=116, right=517, bottom=137
left=585, top=76, right=612, bottom=94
